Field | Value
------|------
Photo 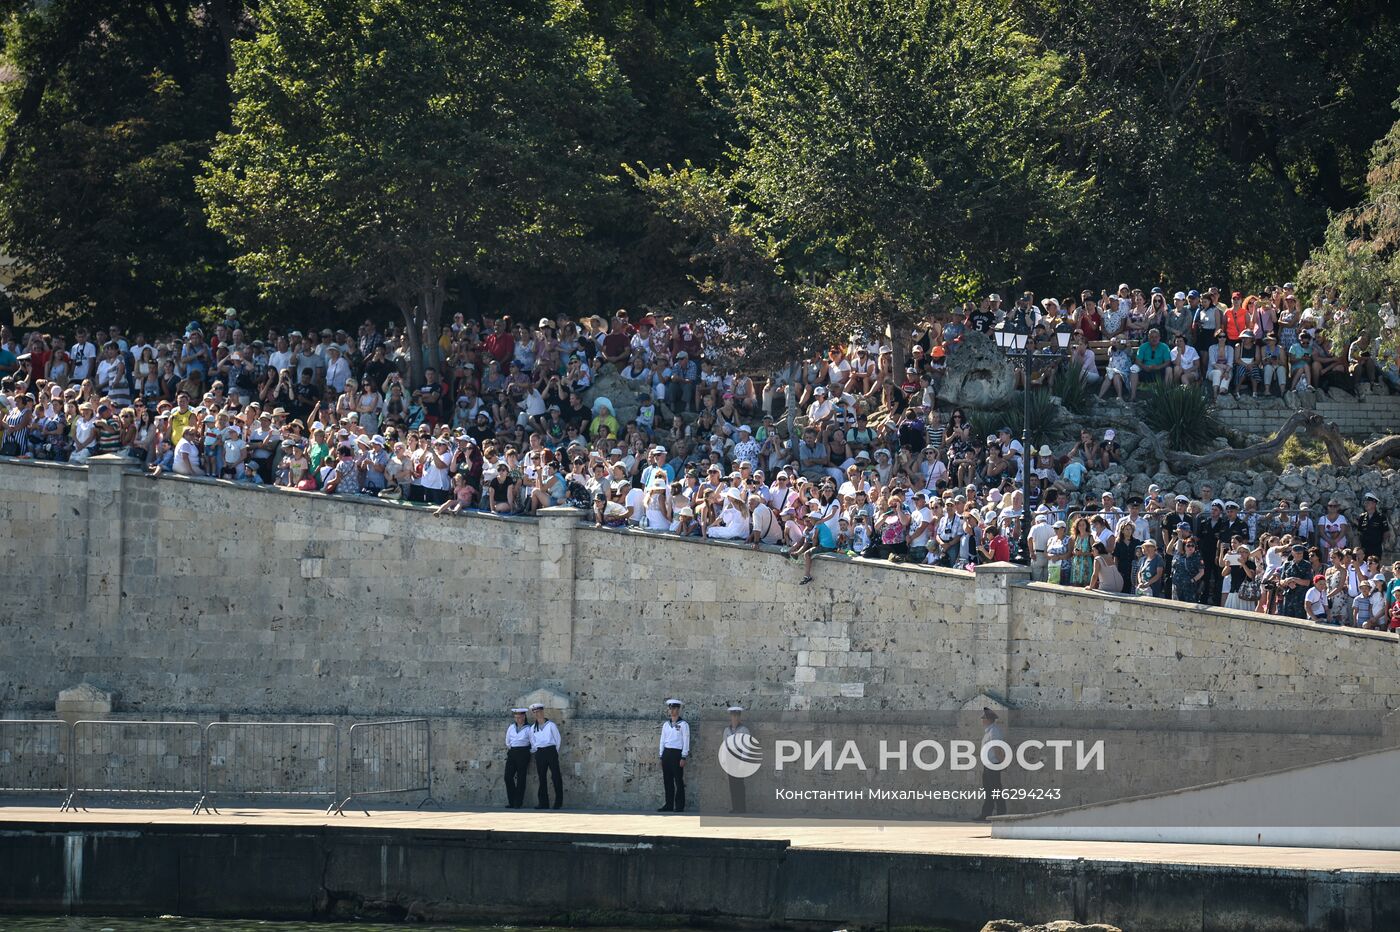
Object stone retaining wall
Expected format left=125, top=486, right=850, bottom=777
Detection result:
left=1213, top=386, right=1400, bottom=438
left=1, top=457, right=1397, bottom=808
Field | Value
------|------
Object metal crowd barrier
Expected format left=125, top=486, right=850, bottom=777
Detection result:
left=0, top=718, right=435, bottom=813
left=64, top=720, right=203, bottom=811
left=0, top=719, right=70, bottom=798
left=196, top=721, right=340, bottom=814
left=336, top=718, right=437, bottom=815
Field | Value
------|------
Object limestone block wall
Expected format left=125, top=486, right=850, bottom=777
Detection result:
left=1213, top=389, right=1400, bottom=439
left=568, top=529, right=989, bottom=713
left=1008, top=583, right=1399, bottom=710
left=0, top=457, right=1396, bottom=727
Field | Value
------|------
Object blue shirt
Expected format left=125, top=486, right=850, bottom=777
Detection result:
left=1136, top=341, right=1170, bottom=368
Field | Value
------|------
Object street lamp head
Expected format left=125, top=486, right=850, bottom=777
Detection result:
left=1055, top=322, right=1074, bottom=350
left=992, top=320, right=1008, bottom=350
left=1008, top=314, right=1030, bottom=352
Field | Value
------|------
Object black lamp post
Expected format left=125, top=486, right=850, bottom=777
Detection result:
left=992, top=310, right=1074, bottom=564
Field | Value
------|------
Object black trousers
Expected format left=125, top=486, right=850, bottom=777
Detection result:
left=1200, top=563, right=1221, bottom=605
left=661, top=748, right=686, bottom=811
left=535, top=746, right=563, bottom=807
left=728, top=775, right=746, bottom=814
left=504, top=746, right=531, bottom=808
left=979, top=767, right=1006, bottom=819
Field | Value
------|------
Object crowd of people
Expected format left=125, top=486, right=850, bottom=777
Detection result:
left=0, top=281, right=1396, bottom=630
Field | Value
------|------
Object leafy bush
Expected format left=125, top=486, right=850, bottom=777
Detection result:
left=1137, top=384, right=1222, bottom=453
left=1052, top=360, right=1093, bottom=415
left=968, top=390, right=1062, bottom=449
left=1277, top=434, right=1361, bottom=469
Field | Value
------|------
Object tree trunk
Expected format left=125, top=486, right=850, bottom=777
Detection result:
left=785, top=382, right=798, bottom=462
left=1164, top=411, right=1346, bottom=470
left=420, top=275, right=445, bottom=375
left=398, top=298, right=425, bottom=387
left=888, top=316, right=909, bottom=375
left=1306, top=416, right=1352, bottom=467
left=1349, top=434, right=1400, bottom=468
left=1094, top=413, right=1169, bottom=473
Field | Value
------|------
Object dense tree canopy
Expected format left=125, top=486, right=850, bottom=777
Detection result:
left=0, top=0, right=1395, bottom=340
left=0, top=0, right=252, bottom=330
left=1299, top=96, right=1400, bottom=343
left=200, top=0, right=633, bottom=380
left=703, top=0, right=1092, bottom=340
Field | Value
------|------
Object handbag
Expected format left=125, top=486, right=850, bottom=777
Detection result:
left=1237, top=579, right=1261, bottom=602
left=1047, top=562, right=1062, bottom=585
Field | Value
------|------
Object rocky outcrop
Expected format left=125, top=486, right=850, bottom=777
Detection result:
left=582, top=365, right=646, bottom=428
left=981, top=921, right=1123, bottom=932
left=937, top=330, right=1016, bottom=410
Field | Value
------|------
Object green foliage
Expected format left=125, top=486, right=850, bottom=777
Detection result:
left=629, top=163, right=815, bottom=366
left=967, top=390, right=1062, bottom=451
left=1015, top=0, right=1400, bottom=287
left=0, top=0, right=254, bottom=329
left=1137, top=384, right=1222, bottom=454
left=1276, top=434, right=1362, bottom=470
left=699, top=0, right=1092, bottom=337
left=0, top=0, right=1398, bottom=339
left=1051, top=359, right=1092, bottom=415
left=1298, top=93, right=1400, bottom=354
left=200, top=0, right=633, bottom=378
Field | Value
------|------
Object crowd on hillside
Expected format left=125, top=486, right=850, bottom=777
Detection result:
left=1, top=281, right=1397, bottom=630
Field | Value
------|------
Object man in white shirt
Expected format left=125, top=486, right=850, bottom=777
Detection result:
left=907, top=491, right=933, bottom=560
left=977, top=708, right=1008, bottom=820
left=267, top=336, right=294, bottom=373
left=69, top=328, right=97, bottom=384
left=747, top=492, right=782, bottom=547
left=658, top=698, right=690, bottom=812
left=731, top=425, right=761, bottom=465
left=324, top=344, right=351, bottom=394
left=504, top=708, right=533, bottom=809
left=529, top=703, right=563, bottom=809
left=95, top=343, right=123, bottom=396
left=1027, top=511, right=1056, bottom=581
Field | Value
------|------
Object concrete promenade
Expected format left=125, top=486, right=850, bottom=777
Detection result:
left=4, top=805, right=1399, bottom=931
left=4, top=804, right=1398, bottom=871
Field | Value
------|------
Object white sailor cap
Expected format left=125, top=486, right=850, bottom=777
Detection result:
left=528, top=703, right=545, bottom=711
left=727, top=705, right=744, bottom=713
left=511, top=707, right=528, bottom=714
left=665, top=698, right=684, bottom=707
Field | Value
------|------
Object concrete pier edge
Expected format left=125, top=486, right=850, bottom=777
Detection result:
left=2, top=817, right=1398, bottom=932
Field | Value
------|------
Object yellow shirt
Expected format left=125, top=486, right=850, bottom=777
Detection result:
left=168, top=408, right=195, bottom=446
left=588, top=414, right=619, bottom=440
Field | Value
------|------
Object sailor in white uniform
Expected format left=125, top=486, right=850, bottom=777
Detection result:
left=529, top=702, right=563, bottom=809
left=723, top=705, right=750, bottom=814
left=658, top=698, right=690, bottom=812
left=504, top=707, right=533, bottom=808
left=977, top=707, right=1007, bottom=821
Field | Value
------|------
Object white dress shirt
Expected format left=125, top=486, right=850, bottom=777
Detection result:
left=530, top=719, right=561, bottom=753
left=506, top=723, right=533, bottom=749
left=659, top=718, right=690, bottom=758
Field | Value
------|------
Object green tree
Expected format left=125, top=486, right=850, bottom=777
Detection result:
left=1298, top=93, right=1400, bottom=346
left=0, top=1, right=252, bottom=330
left=1014, top=0, right=1400, bottom=286
left=684, top=0, right=1092, bottom=349
left=200, top=0, right=632, bottom=381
